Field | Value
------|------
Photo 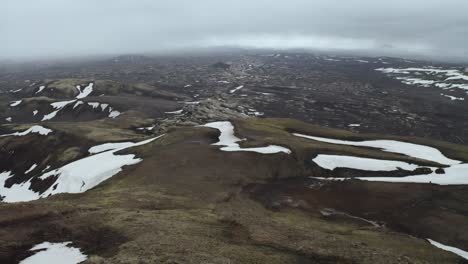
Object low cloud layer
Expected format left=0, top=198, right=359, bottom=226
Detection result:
left=3, top=0, right=468, bottom=61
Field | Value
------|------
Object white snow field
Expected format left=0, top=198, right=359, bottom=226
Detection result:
left=428, top=239, right=468, bottom=260
left=312, top=155, right=419, bottom=171
left=76, top=83, right=93, bottom=99
left=376, top=67, right=468, bottom=92
left=0, top=136, right=162, bottom=203
left=20, top=242, right=87, bottom=264
left=0, top=171, right=42, bottom=203
left=294, top=133, right=468, bottom=185
left=203, top=121, right=291, bottom=154
left=0, top=125, right=52, bottom=137
left=293, top=133, right=460, bottom=165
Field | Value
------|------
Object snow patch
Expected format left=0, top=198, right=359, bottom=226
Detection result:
left=297, top=133, right=468, bottom=185
left=165, top=109, right=184, bottom=114
left=356, top=163, right=468, bottom=185
left=19, top=242, right=87, bottom=264
left=293, top=133, right=460, bottom=165
left=108, top=110, right=121, bottom=118
left=25, top=164, right=38, bottom=174
left=100, top=103, right=109, bottom=111
left=229, top=85, right=244, bottom=94
left=184, top=101, right=200, bottom=105
left=376, top=67, right=468, bottom=91
left=0, top=171, right=40, bottom=202
left=42, top=100, right=77, bottom=121
left=203, top=121, right=291, bottom=154
left=51, top=100, right=77, bottom=109
left=76, top=83, right=93, bottom=99
left=38, top=136, right=162, bottom=198
left=312, top=155, right=419, bottom=171
left=137, top=126, right=155, bottom=132
left=0, top=125, right=52, bottom=137
left=1, top=136, right=162, bottom=202
left=10, top=100, right=22, bottom=107
left=41, top=110, right=59, bottom=121
left=441, top=94, right=464, bottom=101
left=35, top=86, right=46, bottom=94
left=88, top=102, right=100, bottom=109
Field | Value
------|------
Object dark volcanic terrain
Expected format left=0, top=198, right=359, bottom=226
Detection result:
left=2, top=52, right=466, bottom=144
left=0, top=51, right=468, bottom=264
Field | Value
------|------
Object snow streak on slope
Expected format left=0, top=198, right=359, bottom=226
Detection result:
left=203, top=121, right=291, bottom=154
left=20, top=242, right=87, bottom=264
left=42, top=100, right=77, bottom=121
left=428, top=239, right=468, bottom=260
left=25, top=164, right=38, bottom=174
left=35, top=85, right=46, bottom=94
left=10, top=100, right=22, bottom=107
left=73, top=101, right=84, bottom=109
left=229, top=85, right=244, bottom=94
left=0, top=136, right=163, bottom=203
left=0, top=125, right=52, bottom=137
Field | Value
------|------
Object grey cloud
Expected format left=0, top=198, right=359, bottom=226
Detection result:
left=2, top=0, right=468, bottom=61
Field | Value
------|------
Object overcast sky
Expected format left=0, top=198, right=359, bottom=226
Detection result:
left=2, top=0, right=468, bottom=61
